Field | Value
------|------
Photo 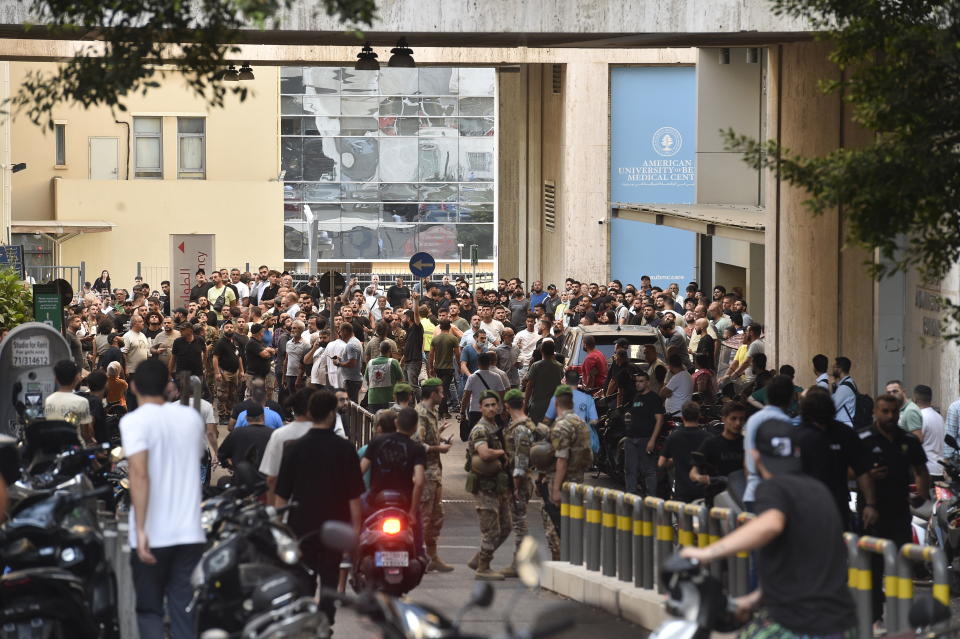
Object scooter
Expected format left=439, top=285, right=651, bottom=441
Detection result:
left=650, top=554, right=744, bottom=639
left=352, top=489, right=425, bottom=596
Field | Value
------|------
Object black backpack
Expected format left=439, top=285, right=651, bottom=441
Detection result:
left=840, top=380, right=873, bottom=431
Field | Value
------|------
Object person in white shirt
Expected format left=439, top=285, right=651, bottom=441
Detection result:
left=229, top=268, right=250, bottom=304
left=513, top=315, right=539, bottom=370
left=660, top=353, right=693, bottom=415
left=120, top=359, right=205, bottom=639
left=324, top=330, right=348, bottom=389
left=831, top=357, right=857, bottom=427
left=44, top=359, right=94, bottom=444
left=478, top=304, right=504, bottom=345
left=122, top=315, right=152, bottom=374
left=916, top=384, right=946, bottom=480
left=813, top=354, right=831, bottom=390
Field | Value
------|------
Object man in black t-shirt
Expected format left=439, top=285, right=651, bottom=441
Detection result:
left=682, top=421, right=857, bottom=637
left=796, top=387, right=877, bottom=531
left=245, top=324, right=275, bottom=381
left=276, top=390, right=364, bottom=627
left=212, top=321, right=244, bottom=424
left=658, top=401, right=710, bottom=502
left=387, top=277, right=411, bottom=310
left=691, top=401, right=746, bottom=495
left=361, top=407, right=425, bottom=520
left=623, top=370, right=665, bottom=497
left=170, top=323, right=205, bottom=377
left=217, top=405, right=272, bottom=470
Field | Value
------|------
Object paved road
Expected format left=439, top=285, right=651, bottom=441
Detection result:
left=333, top=418, right=646, bottom=638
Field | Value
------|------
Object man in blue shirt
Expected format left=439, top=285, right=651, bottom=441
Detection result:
left=543, top=370, right=598, bottom=427
left=529, top=281, right=549, bottom=308
left=459, top=329, right=489, bottom=376
left=743, top=375, right=796, bottom=511
left=831, top=357, right=857, bottom=427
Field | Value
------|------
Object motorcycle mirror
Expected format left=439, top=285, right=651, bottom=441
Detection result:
left=321, top=520, right=358, bottom=554
left=469, top=581, right=494, bottom=608
left=516, top=535, right=544, bottom=588
left=530, top=604, right=576, bottom=639
left=110, top=446, right=125, bottom=463
left=945, top=434, right=959, bottom=450
left=908, top=595, right=951, bottom=628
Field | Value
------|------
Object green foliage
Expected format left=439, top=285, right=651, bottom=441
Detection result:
left=0, top=267, right=32, bottom=329
left=12, top=0, right=377, bottom=128
left=725, top=0, right=960, bottom=332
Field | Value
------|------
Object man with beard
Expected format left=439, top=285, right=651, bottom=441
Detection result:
left=212, top=321, right=244, bottom=425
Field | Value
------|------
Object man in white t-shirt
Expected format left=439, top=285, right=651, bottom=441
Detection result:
left=120, top=359, right=205, bottom=639
left=478, top=304, right=504, bottom=345
left=122, top=315, right=152, bottom=374
left=916, top=384, right=946, bottom=481
left=230, top=268, right=250, bottom=304
left=44, top=360, right=94, bottom=444
left=660, top=353, right=693, bottom=415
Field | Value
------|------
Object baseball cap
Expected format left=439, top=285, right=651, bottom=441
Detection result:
left=754, top=421, right=802, bottom=475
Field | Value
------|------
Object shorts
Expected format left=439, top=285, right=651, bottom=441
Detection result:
left=740, top=608, right=856, bottom=639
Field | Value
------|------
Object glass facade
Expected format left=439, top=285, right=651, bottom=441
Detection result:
left=280, top=66, right=497, bottom=264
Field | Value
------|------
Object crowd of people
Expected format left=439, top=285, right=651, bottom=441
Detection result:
left=11, top=265, right=959, bottom=638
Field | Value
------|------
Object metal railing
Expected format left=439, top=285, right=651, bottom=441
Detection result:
left=345, top=401, right=376, bottom=449
left=558, top=482, right=952, bottom=638
left=26, top=264, right=85, bottom=292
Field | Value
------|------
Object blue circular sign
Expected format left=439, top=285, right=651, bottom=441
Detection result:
left=409, top=252, right=436, bottom=278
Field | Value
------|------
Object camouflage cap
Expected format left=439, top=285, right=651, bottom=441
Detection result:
left=479, top=390, right=501, bottom=403
left=420, top=377, right=443, bottom=388
left=394, top=382, right=413, bottom=394
left=504, top=388, right=524, bottom=403
left=553, top=384, right=574, bottom=398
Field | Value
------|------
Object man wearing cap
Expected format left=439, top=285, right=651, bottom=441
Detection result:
left=501, top=388, right=542, bottom=577
left=466, top=390, right=512, bottom=580
left=542, top=385, right=594, bottom=560
left=682, top=420, right=857, bottom=639
left=412, top=378, right=454, bottom=572
left=391, top=383, right=415, bottom=412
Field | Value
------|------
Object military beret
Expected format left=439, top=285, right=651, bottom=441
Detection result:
left=421, top=377, right=443, bottom=388
left=479, top=390, right=501, bottom=402
left=504, top=388, right=524, bottom=403
left=553, top=384, right=574, bottom=398
left=394, top=382, right=413, bottom=394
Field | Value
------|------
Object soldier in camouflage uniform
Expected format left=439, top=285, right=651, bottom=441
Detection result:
left=467, top=390, right=512, bottom=580
left=391, top=382, right=415, bottom=412
left=412, top=378, right=454, bottom=572
left=542, top=385, right=594, bottom=560
left=501, top=388, right=539, bottom=577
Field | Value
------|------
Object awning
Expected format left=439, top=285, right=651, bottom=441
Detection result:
left=612, top=203, right=766, bottom=243
left=11, top=220, right=115, bottom=242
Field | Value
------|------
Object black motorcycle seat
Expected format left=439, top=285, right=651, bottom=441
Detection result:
left=371, top=490, right=408, bottom=509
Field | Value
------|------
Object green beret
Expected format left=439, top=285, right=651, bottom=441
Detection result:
left=504, top=388, right=524, bottom=403
left=394, top=383, right=413, bottom=394
left=553, top=384, right=574, bottom=398
left=421, top=377, right=443, bottom=388
left=479, top=390, right=501, bottom=403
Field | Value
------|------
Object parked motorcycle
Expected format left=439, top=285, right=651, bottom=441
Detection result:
left=0, top=424, right=118, bottom=639
left=650, top=554, right=744, bottom=639
left=352, top=489, right=425, bottom=596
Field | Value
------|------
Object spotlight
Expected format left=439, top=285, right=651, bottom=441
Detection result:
left=238, top=63, right=255, bottom=80
left=718, top=48, right=731, bottom=65
left=355, top=43, right=379, bottom=71
left=388, top=38, right=415, bottom=68
left=222, top=65, right=240, bottom=81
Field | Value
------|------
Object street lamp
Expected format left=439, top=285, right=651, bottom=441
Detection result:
left=457, top=243, right=464, bottom=278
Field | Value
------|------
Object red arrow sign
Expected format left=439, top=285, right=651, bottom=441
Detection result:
left=178, top=242, right=185, bottom=253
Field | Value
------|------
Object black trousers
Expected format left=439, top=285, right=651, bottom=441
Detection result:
left=302, top=542, right=343, bottom=627
left=436, top=368, right=455, bottom=415
left=865, top=512, right=911, bottom=622
left=344, top=380, right=362, bottom=403
left=130, top=543, right=204, bottom=639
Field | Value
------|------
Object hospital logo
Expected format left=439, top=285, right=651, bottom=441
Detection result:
left=652, top=127, right=682, bottom=157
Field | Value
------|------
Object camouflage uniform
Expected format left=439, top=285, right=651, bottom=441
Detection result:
left=503, top=415, right=535, bottom=552
left=468, top=416, right=512, bottom=564
left=413, top=401, right=444, bottom=549
left=202, top=325, right=219, bottom=400
left=542, top=410, right=593, bottom=559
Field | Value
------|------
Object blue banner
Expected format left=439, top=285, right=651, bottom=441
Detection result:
left=610, top=67, right=696, bottom=205
left=610, top=218, right=696, bottom=290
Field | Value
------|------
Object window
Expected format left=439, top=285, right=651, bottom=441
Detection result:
left=133, top=117, right=162, bottom=178
left=177, top=117, right=205, bottom=179
left=54, top=123, right=66, bottom=166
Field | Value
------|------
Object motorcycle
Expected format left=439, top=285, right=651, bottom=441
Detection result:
left=323, top=524, right=576, bottom=639
left=0, top=423, right=118, bottom=639
left=352, top=489, right=425, bottom=596
left=650, top=554, right=744, bottom=639
left=593, top=394, right=677, bottom=489
left=919, top=434, right=960, bottom=590
left=190, top=466, right=323, bottom=639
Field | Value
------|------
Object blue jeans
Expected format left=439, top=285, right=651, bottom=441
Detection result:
left=130, top=543, right=204, bottom=639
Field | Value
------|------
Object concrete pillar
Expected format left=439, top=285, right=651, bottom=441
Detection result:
left=0, top=62, right=10, bottom=245
left=765, top=42, right=875, bottom=387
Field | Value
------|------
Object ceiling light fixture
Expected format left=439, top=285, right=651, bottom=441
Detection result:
left=388, top=38, right=415, bottom=68
left=355, top=43, right=379, bottom=71
left=222, top=65, right=240, bottom=81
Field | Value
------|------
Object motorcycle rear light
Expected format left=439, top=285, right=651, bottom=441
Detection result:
left=382, top=518, right=402, bottom=535
left=935, top=486, right=955, bottom=500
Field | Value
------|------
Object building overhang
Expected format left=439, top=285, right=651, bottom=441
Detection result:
left=11, top=219, right=114, bottom=243
left=612, top=203, right=766, bottom=244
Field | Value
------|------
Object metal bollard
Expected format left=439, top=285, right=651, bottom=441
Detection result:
left=560, top=482, right=571, bottom=562
left=664, top=500, right=685, bottom=546
left=569, top=484, right=585, bottom=566
left=844, top=533, right=872, bottom=639
left=584, top=486, right=601, bottom=571
left=116, top=521, right=140, bottom=639
left=639, top=495, right=654, bottom=589
left=708, top=507, right=737, bottom=587
left=645, top=496, right=672, bottom=593
left=616, top=492, right=633, bottom=582
left=601, top=489, right=618, bottom=577
left=734, top=512, right=755, bottom=597
left=900, top=543, right=950, bottom=607
left=857, top=536, right=901, bottom=632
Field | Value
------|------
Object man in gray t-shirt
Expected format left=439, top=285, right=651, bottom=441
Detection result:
left=332, top=323, right=364, bottom=402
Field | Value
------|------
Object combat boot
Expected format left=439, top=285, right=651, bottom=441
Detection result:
left=474, top=557, right=505, bottom=581
left=500, top=557, right=518, bottom=578
left=425, top=544, right=455, bottom=573
left=467, top=551, right=479, bottom=570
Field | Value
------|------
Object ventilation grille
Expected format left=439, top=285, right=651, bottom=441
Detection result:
left=543, top=180, right=557, bottom=231
left=552, top=64, right=562, bottom=94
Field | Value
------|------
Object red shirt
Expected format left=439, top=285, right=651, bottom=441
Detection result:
left=581, top=350, right=608, bottom=389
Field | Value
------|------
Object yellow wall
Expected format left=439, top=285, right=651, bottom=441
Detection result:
left=10, top=63, right=280, bottom=222
left=55, top=178, right=283, bottom=280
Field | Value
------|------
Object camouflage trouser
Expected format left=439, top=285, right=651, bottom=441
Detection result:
left=216, top=370, right=240, bottom=421
left=204, top=351, right=216, bottom=400
left=541, top=504, right=561, bottom=561
left=475, top=490, right=512, bottom=563
left=420, top=478, right=444, bottom=549
left=511, top=478, right=532, bottom=553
